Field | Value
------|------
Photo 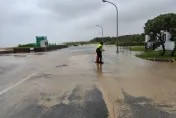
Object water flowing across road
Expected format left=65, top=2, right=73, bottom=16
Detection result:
left=0, top=45, right=176, bottom=118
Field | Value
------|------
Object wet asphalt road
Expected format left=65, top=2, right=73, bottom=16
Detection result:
left=1, top=45, right=176, bottom=118
left=0, top=45, right=109, bottom=118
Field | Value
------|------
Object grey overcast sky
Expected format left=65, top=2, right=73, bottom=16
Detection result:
left=0, top=0, right=176, bottom=47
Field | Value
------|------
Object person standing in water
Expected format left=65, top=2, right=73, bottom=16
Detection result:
left=96, top=42, right=104, bottom=63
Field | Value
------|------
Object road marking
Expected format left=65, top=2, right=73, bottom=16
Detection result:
left=0, top=73, right=36, bottom=96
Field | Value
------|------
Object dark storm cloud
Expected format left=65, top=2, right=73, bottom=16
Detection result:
left=39, top=0, right=104, bottom=20
left=0, top=0, right=176, bottom=47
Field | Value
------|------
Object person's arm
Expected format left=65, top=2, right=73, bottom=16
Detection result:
left=100, top=46, right=103, bottom=52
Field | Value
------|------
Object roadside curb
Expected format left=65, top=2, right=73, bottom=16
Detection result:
left=147, top=58, right=176, bottom=62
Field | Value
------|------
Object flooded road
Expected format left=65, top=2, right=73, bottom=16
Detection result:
left=0, top=45, right=176, bottom=118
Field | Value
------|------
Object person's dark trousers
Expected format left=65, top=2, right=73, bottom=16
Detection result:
left=97, top=52, right=102, bottom=63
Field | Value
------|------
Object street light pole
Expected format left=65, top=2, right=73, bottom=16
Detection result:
left=102, top=0, right=119, bottom=52
left=96, top=25, right=104, bottom=42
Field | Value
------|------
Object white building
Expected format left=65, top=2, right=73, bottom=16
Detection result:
left=145, top=31, right=175, bottom=51
left=40, top=39, right=48, bottom=47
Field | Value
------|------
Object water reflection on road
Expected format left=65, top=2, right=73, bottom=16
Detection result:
left=94, top=45, right=176, bottom=118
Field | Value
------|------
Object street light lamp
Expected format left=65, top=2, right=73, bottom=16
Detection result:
left=96, top=25, right=104, bottom=41
left=102, top=0, right=119, bottom=52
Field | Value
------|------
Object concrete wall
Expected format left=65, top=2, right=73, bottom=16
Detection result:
left=0, top=50, right=13, bottom=54
left=13, top=48, right=30, bottom=53
left=10, top=45, right=68, bottom=53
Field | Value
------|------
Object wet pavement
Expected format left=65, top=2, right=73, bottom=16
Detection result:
left=0, top=45, right=176, bottom=118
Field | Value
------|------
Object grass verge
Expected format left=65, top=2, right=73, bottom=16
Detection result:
left=136, top=50, right=176, bottom=60
left=130, top=46, right=145, bottom=51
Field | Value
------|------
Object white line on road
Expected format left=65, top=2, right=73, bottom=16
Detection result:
left=0, top=73, right=37, bottom=96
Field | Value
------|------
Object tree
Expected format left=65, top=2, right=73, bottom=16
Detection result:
left=144, top=13, right=176, bottom=55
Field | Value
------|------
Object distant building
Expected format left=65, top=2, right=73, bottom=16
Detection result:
left=36, top=36, right=48, bottom=47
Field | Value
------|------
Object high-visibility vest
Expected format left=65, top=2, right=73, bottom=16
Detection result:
left=97, top=44, right=103, bottom=51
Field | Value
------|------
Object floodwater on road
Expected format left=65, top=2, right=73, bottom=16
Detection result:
left=0, top=45, right=176, bottom=118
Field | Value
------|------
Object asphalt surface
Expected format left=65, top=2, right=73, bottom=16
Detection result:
left=0, top=45, right=176, bottom=118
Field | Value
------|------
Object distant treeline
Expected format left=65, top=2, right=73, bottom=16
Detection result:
left=62, top=34, right=145, bottom=46
left=90, top=33, right=145, bottom=46
left=64, top=41, right=95, bottom=46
